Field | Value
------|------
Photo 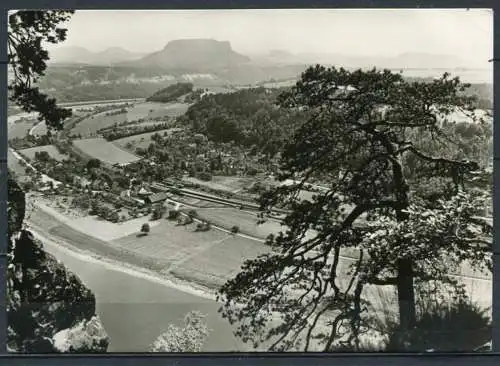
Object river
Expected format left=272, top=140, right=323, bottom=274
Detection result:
left=41, top=238, right=248, bottom=352
left=7, top=102, right=248, bottom=353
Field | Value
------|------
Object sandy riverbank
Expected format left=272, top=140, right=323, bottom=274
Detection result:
left=29, top=226, right=217, bottom=301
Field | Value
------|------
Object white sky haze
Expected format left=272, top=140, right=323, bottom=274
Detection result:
left=47, top=9, right=493, bottom=68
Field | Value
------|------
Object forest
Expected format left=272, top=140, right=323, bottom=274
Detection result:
left=146, top=82, right=194, bottom=103
left=6, top=9, right=494, bottom=354
left=176, top=87, right=309, bottom=156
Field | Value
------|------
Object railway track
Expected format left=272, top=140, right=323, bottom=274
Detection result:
left=150, top=181, right=290, bottom=215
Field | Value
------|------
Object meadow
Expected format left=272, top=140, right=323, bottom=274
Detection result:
left=19, top=145, right=69, bottom=162
left=8, top=119, right=37, bottom=140
left=112, top=128, right=181, bottom=150
left=111, top=219, right=230, bottom=270
left=73, top=138, right=141, bottom=165
left=71, top=109, right=128, bottom=137
left=171, top=234, right=269, bottom=288
left=126, top=102, right=189, bottom=121
left=195, top=207, right=283, bottom=239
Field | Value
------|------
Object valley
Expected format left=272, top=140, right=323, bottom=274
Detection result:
left=7, top=37, right=494, bottom=354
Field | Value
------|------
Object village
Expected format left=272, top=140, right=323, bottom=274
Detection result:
left=8, top=96, right=295, bottom=243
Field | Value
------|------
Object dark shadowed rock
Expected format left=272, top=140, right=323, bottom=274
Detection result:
left=7, top=176, right=109, bottom=353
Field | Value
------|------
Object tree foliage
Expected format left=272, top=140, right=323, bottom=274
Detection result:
left=141, top=223, right=150, bottom=234
left=178, top=87, right=307, bottom=154
left=8, top=10, right=74, bottom=130
left=217, top=66, right=492, bottom=351
left=149, top=311, right=210, bottom=352
left=146, top=82, right=194, bottom=103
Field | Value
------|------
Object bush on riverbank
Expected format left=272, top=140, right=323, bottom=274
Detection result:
left=149, top=311, right=209, bottom=352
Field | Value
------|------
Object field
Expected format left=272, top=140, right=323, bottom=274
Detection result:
left=7, top=149, right=32, bottom=183
left=260, top=79, right=298, bottom=88
left=31, top=110, right=88, bottom=137
left=171, top=235, right=269, bottom=287
left=30, top=122, right=48, bottom=136
left=73, top=138, right=141, bottom=165
left=32, top=195, right=491, bottom=311
left=126, top=102, right=189, bottom=121
left=111, top=219, right=230, bottom=270
left=8, top=119, right=37, bottom=140
left=111, top=217, right=272, bottom=288
left=70, top=102, right=189, bottom=137
left=203, top=86, right=236, bottom=94
left=19, top=145, right=69, bottom=162
left=195, top=207, right=283, bottom=239
left=112, top=128, right=181, bottom=150
left=71, top=109, right=128, bottom=137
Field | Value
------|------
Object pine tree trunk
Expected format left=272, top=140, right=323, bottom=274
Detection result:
left=396, top=258, right=416, bottom=330
left=390, top=153, right=417, bottom=334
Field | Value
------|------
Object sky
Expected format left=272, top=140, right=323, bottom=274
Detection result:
left=46, top=9, right=493, bottom=67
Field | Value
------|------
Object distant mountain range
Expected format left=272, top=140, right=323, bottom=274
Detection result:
left=250, top=50, right=480, bottom=70
left=48, top=46, right=145, bottom=65
left=45, top=40, right=491, bottom=86
left=49, top=39, right=485, bottom=71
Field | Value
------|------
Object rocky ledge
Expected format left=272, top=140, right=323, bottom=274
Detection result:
left=7, top=175, right=109, bottom=353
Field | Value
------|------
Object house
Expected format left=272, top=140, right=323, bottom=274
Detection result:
left=137, top=187, right=153, bottom=197
left=120, top=194, right=144, bottom=207
left=144, top=191, right=169, bottom=205
left=73, top=175, right=91, bottom=189
left=91, top=179, right=108, bottom=191
left=120, top=189, right=131, bottom=198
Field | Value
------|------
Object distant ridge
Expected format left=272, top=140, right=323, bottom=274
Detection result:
left=48, top=46, right=144, bottom=65
left=129, top=39, right=251, bottom=70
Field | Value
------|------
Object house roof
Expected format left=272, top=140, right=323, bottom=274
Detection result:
left=138, top=187, right=152, bottom=195
left=147, top=191, right=169, bottom=203
left=120, top=189, right=131, bottom=197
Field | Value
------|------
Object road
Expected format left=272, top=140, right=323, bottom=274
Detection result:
left=7, top=103, right=493, bottom=351
left=58, top=98, right=145, bottom=107
left=9, top=117, right=492, bottom=287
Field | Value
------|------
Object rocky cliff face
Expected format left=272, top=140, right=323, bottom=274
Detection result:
left=135, top=39, right=251, bottom=70
left=7, top=175, right=109, bottom=353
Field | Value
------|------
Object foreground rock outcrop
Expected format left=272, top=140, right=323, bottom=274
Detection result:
left=7, top=175, right=109, bottom=353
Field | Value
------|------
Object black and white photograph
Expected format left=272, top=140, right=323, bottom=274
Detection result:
left=6, top=9, right=493, bottom=353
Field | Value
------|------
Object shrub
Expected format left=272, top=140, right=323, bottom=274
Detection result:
left=89, top=200, right=100, bottom=215
left=168, top=210, right=180, bottom=220
left=141, top=223, right=150, bottom=234
left=149, top=311, right=209, bottom=352
left=231, top=225, right=239, bottom=234
left=72, top=195, right=90, bottom=210
left=384, top=300, right=491, bottom=352
left=108, top=211, right=119, bottom=223
left=196, top=221, right=211, bottom=232
left=151, top=204, right=166, bottom=220
left=365, top=284, right=492, bottom=352
left=86, top=159, right=101, bottom=170
left=198, top=171, right=212, bottom=181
